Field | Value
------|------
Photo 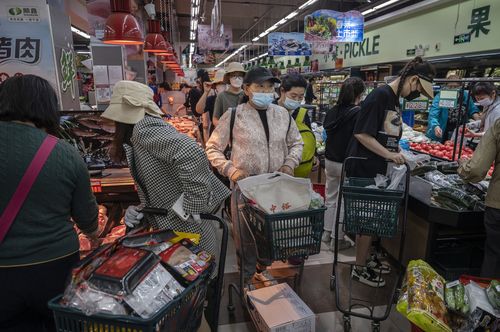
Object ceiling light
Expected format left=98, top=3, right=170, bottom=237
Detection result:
left=298, top=0, right=319, bottom=10
left=103, top=0, right=144, bottom=45
left=362, top=8, right=375, bottom=15
left=144, top=19, right=169, bottom=53
left=374, top=0, right=400, bottom=10
left=76, top=50, right=91, bottom=54
left=71, top=26, right=90, bottom=39
left=252, top=36, right=259, bottom=42
left=285, top=11, right=299, bottom=20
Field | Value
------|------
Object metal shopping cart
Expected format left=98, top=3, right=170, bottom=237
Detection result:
left=227, top=186, right=325, bottom=313
left=330, top=157, right=411, bottom=332
left=49, top=210, right=228, bottom=332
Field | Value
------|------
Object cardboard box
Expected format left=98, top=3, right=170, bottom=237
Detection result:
left=246, top=283, right=315, bottom=332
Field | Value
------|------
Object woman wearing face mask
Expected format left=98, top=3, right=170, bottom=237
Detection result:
left=212, top=62, right=246, bottom=127
left=195, top=70, right=227, bottom=143
left=463, top=82, right=500, bottom=138
left=347, top=57, right=436, bottom=288
left=206, top=67, right=304, bottom=285
left=277, top=74, right=315, bottom=178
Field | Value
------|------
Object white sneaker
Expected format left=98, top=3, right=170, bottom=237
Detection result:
left=366, top=254, right=391, bottom=275
left=351, top=267, right=386, bottom=288
left=253, top=270, right=277, bottom=287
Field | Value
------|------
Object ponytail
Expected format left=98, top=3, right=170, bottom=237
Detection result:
left=396, top=56, right=435, bottom=97
left=336, top=77, right=365, bottom=108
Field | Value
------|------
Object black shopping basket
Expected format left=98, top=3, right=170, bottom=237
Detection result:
left=342, top=178, right=404, bottom=238
left=243, top=203, right=326, bottom=261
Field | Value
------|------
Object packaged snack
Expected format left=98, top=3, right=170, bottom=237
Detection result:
left=159, top=239, right=213, bottom=284
left=90, top=247, right=160, bottom=295
left=405, top=260, right=451, bottom=332
left=486, top=280, right=500, bottom=309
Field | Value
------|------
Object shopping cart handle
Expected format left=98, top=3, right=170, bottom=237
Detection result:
left=140, top=207, right=169, bottom=215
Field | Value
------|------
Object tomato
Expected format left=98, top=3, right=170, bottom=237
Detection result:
left=434, top=151, right=444, bottom=158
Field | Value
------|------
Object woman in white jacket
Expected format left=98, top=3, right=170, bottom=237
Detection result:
left=206, top=67, right=303, bottom=285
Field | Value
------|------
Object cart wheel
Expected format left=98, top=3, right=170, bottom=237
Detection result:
left=330, top=275, right=336, bottom=291
left=227, top=304, right=235, bottom=314
left=371, top=321, right=380, bottom=332
left=343, top=315, right=351, bottom=331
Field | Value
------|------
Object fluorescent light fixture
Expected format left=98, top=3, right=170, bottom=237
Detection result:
left=71, top=26, right=90, bottom=39
left=298, top=0, right=319, bottom=10
left=362, top=8, right=375, bottom=15
left=216, top=45, right=247, bottom=67
left=249, top=53, right=267, bottom=62
left=76, top=50, right=91, bottom=54
left=259, top=31, right=268, bottom=38
left=285, top=11, right=299, bottom=20
left=252, top=36, right=259, bottom=42
left=374, top=0, right=399, bottom=10
left=276, top=18, right=288, bottom=25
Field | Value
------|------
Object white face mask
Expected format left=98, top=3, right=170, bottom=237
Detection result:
left=230, top=76, right=243, bottom=89
left=477, top=97, right=493, bottom=107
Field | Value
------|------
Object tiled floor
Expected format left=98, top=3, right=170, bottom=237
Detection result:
left=206, top=223, right=412, bottom=331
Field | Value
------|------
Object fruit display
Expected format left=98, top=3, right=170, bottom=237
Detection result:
left=164, top=116, right=197, bottom=139
left=402, top=123, right=430, bottom=143
left=409, top=140, right=474, bottom=160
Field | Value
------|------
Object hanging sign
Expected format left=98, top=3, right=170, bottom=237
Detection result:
left=267, top=32, right=312, bottom=56
left=304, top=10, right=363, bottom=54
left=403, top=98, right=429, bottom=111
left=438, top=89, right=459, bottom=108
left=198, top=24, right=233, bottom=51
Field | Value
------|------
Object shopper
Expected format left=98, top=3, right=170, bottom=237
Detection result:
left=195, top=70, right=226, bottom=142
left=206, top=67, right=303, bottom=285
left=277, top=74, right=315, bottom=178
left=102, top=80, right=230, bottom=263
left=323, top=77, right=366, bottom=251
left=458, top=119, right=500, bottom=278
left=187, top=69, right=209, bottom=114
left=347, top=56, right=435, bottom=287
left=464, top=82, right=500, bottom=138
left=426, top=74, right=480, bottom=142
left=0, top=75, right=98, bottom=332
left=212, top=62, right=246, bottom=127
left=305, top=77, right=317, bottom=105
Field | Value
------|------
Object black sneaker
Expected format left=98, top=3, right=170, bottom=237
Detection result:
left=366, top=254, right=391, bottom=274
left=351, top=267, right=386, bottom=288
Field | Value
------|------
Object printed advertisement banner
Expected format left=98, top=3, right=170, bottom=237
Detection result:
left=198, top=24, right=233, bottom=51
left=304, top=9, right=363, bottom=52
left=268, top=32, right=312, bottom=56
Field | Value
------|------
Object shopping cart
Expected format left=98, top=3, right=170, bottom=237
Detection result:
left=49, top=210, right=228, bottom=332
left=330, top=157, right=410, bottom=332
left=227, top=187, right=325, bottom=313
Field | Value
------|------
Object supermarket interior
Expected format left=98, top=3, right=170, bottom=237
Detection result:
left=1, top=0, right=500, bottom=331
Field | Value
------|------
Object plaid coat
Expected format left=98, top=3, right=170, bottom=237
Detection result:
left=125, top=116, right=230, bottom=256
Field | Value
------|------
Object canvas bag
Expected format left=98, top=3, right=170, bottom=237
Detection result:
left=237, top=173, right=313, bottom=214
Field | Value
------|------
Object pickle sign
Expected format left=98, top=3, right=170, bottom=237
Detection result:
left=343, top=35, right=380, bottom=59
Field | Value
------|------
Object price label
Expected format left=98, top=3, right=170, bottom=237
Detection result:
left=90, top=179, right=102, bottom=193
left=403, top=99, right=429, bottom=111
left=438, top=89, right=459, bottom=109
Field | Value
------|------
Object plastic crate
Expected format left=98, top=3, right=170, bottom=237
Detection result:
left=432, top=245, right=483, bottom=281
left=342, top=178, right=404, bottom=238
left=243, top=205, right=326, bottom=261
left=48, top=267, right=211, bottom=332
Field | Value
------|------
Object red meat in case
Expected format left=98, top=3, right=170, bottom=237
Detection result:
left=90, top=247, right=160, bottom=295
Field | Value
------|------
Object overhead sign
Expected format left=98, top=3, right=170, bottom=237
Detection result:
left=268, top=32, right=312, bottom=56
left=454, top=33, right=471, bottom=44
left=198, top=24, right=233, bottom=51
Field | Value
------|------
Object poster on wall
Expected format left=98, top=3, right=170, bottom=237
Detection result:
left=0, top=1, right=58, bottom=88
left=268, top=32, right=312, bottom=56
left=198, top=24, right=233, bottom=51
left=304, top=10, right=363, bottom=53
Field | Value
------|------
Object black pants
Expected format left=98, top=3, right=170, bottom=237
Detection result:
left=0, top=252, right=79, bottom=332
left=482, top=207, right=500, bottom=278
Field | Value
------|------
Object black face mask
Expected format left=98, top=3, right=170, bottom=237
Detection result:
left=404, top=90, right=421, bottom=101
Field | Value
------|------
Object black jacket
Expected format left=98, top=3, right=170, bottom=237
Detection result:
left=324, top=104, right=360, bottom=162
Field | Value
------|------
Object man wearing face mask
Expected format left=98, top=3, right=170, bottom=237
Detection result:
left=463, top=82, right=500, bottom=138
left=206, top=67, right=303, bottom=285
left=276, top=74, right=315, bottom=178
left=346, top=57, right=436, bottom=288
left=212, top=62, right=246, bottom=127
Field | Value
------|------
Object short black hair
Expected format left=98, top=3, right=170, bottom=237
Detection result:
left=0, top=75, right=60, bottom=135
left=336, top=77, right=365, bottom=107
left=179, top=83, right=190, bottom=90
left=280, top=74, right=308, bottom=92
left=472, top=82, right=497, bottom=97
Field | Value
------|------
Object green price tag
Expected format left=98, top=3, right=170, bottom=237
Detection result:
left=438, top=89, right=459, bottom=108
left=403, top=98, right=429, bottom=111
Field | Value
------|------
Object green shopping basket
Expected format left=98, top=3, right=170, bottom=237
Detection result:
left=243, top=204, right=326, bottom=261
left=48, top=265, right=212, bottom=332
left=342, top=178, right=404, bottom=238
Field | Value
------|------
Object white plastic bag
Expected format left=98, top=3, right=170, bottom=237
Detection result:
left=237, top=173, right=313, bottom=214
left=387, top=165, right=406, bottom=190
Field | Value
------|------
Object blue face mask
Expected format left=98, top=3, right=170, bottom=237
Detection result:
left=251, top=92, right=275, bottom=109
left=283, top=97, right=302, bottom=111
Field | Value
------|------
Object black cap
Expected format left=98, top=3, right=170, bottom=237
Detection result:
left=243, top=67, right=281, bottom=85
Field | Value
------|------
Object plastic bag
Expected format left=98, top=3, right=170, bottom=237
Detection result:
left=309, top=191, right=324, bottom=209
left=387, top=165, right=406, bottom=190
left=424, top=170, right=454, bottom=188
left=404, top=260, right=451, bottom=332
left=65, top=282, right=128, bottom=316
left=401, top=150, right=430, bottom=170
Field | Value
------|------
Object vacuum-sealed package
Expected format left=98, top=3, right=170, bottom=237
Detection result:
left=124, top=263, right=184, bottom=318
left=90, top=247, right=160, bottom=295
left=159, top=239, right=213, bottom=283
left=65, top=281, right=128, bottom=316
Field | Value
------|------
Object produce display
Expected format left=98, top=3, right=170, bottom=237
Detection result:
left=409, top=140, right=474, bottom=160
left=164, top=116, right=197, bottom=139
left=402, top=123, right=431, bottom=143
left=397, top=260, right=451, bottom=332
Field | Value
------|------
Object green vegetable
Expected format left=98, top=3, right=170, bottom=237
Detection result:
left=437, top=187, right=477, bottom=209
left=445, top=287, right=456, bottom=311
left=487, top=280, right=500, bottom=309
left=455, top=283, right=465, bottom=311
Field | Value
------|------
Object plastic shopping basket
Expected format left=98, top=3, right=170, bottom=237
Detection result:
left=243, top=204, right=326, bottom=261
left=48, top=265, right=212, bottom=332
left=342, top=177, right=404, bottom=238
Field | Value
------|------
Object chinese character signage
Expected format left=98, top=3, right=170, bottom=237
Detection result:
left=0, top=1, right=57, bottom=89
left=468, top=5, right=491, bottom=38
left=267, top=32, right=312, bottom=56
left=198, top=25, right=233, bottom=51
left=304, top=10, right=363, bottom=54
